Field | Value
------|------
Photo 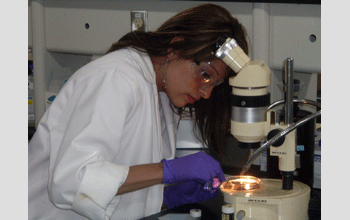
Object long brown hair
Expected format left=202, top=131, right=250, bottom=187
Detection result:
left=107, top=4, right=249, bottom=155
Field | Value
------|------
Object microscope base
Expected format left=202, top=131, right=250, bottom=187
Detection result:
left=222, top=178, right=310, bottom=220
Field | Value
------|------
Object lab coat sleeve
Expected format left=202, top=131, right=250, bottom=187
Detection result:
left=47, top=69, right=138, bottom=220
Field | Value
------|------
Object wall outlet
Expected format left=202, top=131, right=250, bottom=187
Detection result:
left=131, top=11, right=147, bottom=31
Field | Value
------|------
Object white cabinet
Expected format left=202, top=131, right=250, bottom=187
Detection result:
left=269, top=3, right=321, bottom=73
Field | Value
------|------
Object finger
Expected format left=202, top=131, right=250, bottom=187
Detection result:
left=217, top=171, right=226, bottom=183
left=210, top=188, right=219, bottom=194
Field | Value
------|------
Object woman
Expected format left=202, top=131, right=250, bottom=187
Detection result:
left=28, top=3, right=249, bottom=220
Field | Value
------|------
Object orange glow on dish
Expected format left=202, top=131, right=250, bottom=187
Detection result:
left=221, top=175, right=261, bottom=191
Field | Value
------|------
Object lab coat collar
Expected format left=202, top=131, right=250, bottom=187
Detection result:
left=129, top=47, right=176, bottom=160
left=129, top=48, right=156, bottom=85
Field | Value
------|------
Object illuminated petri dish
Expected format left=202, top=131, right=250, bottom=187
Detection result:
left=221, top=175, right=261, bottom=192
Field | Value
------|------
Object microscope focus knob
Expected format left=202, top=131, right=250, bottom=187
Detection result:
left=267, top=129, right=285, bottom=147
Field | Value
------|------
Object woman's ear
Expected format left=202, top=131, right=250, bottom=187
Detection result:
left=167, top=36, right=184, bottom=60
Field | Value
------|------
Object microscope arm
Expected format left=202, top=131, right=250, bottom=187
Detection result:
left=240, top=110, right=321, bottom=174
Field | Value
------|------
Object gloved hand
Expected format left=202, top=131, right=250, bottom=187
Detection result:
left=161, top=151, right=226, bottom=184
left=163, top=180, right=219, bottom=209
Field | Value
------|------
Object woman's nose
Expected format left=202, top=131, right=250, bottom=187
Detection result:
left=199, top=86, right=214, bottom=99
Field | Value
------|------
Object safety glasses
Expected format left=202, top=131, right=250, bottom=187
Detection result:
left=192, top=60, right=224, bottom=89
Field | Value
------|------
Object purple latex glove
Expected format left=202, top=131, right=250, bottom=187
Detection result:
left=163, top=180, right=219, bottom=209
left=161, top=151, right=226, bottom=184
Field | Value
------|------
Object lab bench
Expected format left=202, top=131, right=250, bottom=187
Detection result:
left=141, top=188, right=321, bottom=220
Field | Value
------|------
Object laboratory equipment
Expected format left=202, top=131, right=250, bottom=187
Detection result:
left=220, top=176, right=310, bottom=220
left=28, top=60, right=35, bottom=126
left=222, top=204, right=234, bottom=220
left=268, top=79, right=317, bottom=188
left=213, top=37, right=321, bottom=219
left=213, top=37, right=271, bottom=150
left=190, top=209, right=202, bottom=219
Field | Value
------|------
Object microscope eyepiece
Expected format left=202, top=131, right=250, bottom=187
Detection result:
left=212, top=36, right=229, bottom=52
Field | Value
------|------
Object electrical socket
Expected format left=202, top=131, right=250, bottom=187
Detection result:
left=131, top=11, right=147, bottom=32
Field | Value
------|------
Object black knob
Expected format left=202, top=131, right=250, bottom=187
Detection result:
left=267, top=129, right=285, bottom=147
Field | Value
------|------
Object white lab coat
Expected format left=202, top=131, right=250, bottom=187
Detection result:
left=28, top=48, right=177, bottom=220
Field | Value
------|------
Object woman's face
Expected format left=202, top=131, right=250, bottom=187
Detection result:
left=165, top=58, right=228, bottom=108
